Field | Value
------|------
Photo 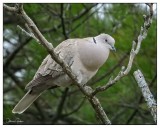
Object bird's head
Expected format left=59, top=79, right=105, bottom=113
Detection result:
left=95, top=33, right=116, bottom=51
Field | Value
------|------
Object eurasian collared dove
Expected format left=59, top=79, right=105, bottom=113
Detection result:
left=12, top=33, right=116, bottom=114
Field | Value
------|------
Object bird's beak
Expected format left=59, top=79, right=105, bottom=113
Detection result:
left=111, top=46, right=116, bottom=52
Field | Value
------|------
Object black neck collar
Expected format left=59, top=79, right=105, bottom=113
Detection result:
left=93, top=37, right=96, bottom=44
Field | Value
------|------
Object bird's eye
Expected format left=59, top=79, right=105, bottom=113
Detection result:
left=105, top=39, right=108, bottom=42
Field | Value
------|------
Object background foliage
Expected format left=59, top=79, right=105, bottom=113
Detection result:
left=3, top=3, right=157, bottom=124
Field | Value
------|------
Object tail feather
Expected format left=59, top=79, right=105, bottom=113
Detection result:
left=12, top=91, right=42, bottom=114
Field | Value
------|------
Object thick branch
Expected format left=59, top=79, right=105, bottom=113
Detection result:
left=133, top=70, right=157, bottom=123
left=126, top=73, right=156, bottom=124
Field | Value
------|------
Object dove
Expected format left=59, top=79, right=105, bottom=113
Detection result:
left=12, top=33, right=116, bottom=114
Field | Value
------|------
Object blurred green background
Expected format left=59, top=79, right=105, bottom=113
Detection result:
left=3, top=3, right=157, bottom=124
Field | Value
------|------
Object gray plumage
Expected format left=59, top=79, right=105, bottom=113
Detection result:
left=12, top=33, right=116, bottom=114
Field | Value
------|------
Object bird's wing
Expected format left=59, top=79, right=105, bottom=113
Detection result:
left=25, top=39, right=78, bottom=91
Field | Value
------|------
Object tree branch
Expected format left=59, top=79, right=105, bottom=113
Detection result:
left=133, top=69, right=157, bottom=123
left=17, top=25, right=39, bottom=41
left=126, top=73, right=156, bottom=124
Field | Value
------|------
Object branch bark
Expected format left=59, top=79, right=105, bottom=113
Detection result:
left=133, top=70, right=157, bottom=123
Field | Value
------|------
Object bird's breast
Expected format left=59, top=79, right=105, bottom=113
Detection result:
left=78, top=42, right=109, bottom=71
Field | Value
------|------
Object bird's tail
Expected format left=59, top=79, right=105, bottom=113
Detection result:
left=12, top=90, right=42, bottom=114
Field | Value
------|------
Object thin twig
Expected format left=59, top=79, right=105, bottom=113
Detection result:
left=17, top=25, right=39, bottom=41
